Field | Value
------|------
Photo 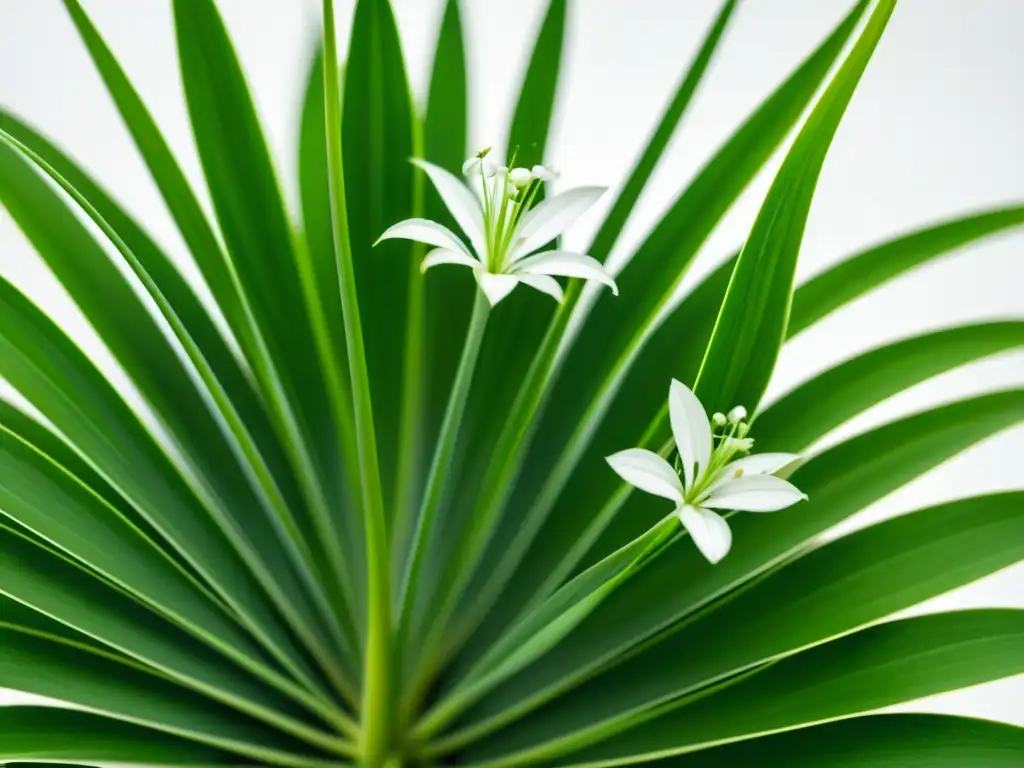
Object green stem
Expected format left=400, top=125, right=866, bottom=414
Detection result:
left=397, top=290, right=490, bottom=670
left=405, top=287, right=581, bottom=700
left=322, top=1, right=391, bottom=763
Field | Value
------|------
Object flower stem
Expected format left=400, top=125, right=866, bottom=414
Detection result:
left=397, top=289, right=490, bottom=676
left=322, top=0, right=391, bottom=763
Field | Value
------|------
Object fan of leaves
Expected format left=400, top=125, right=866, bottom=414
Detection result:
left=1, top=0, right=1022, bottom=766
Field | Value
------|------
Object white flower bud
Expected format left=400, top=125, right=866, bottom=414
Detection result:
left=712, top=412, right=727, bottom=428
left=727, top=405, right=747, bottom=423
left=508, top=167, right=535, bottom=188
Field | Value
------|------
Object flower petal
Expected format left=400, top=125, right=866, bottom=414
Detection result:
left=509, top=186, right=606, bottom=259
left=702, top=473, right=808, bottom=513
left=475, top=271, right=520, bottom=306
left=705, top=452, right=802, bottom=494
left=605, top=448, right=683, bottom=503
left=376, top=218, right=474, bottom=258
left=728, top=452, right=801, bottom=477
left=411, top=159, right=486, bottom=255
left=677, top=505, right=732, bottom=564
left=511, top=250, right=618, bottom=294
left=669, top=379, right=712, bottom=492
left=421, top=247, right=480, bottom=272
left=517, top=274, right=564, bottom=303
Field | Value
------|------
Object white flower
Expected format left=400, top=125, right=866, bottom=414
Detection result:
left=606, top=380, right=807, bottom=564
left=375, top=149, right=618, bottom=306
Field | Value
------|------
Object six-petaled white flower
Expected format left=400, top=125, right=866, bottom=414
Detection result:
left=606, top=379, right=807, bottom=564
left=375, top=147, right=618, bottom=306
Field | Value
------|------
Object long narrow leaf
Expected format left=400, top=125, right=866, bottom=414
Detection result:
left=0, top=279, right=327, bottom=699
left=465, top=610, right=1024, bottom=765
left=0, top=707, right=238, bottom=765
left=58, top=0, right=249, bottom=343
left=0, top=628, right=344, bottom=767
left=790, top=204, right=1024, bottom=336
left=645, top=714, right=1024, bottom=768
left=447, top=492, right=1024, bottom=753
left=0, top=524, right=353, bottom=739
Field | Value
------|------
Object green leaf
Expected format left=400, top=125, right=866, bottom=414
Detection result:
left=0, top=397, right=181, bottom=569
left=617, top=715, right=1024, bottom=767
left=509, top=610, right=1024, bottom=766
left=453, top=0, right=874, bottom=678
left=297, top=47, right=368, bottom=642
left=0, top=524, right=351, bottom=740
left=0, top=279, right=326, bottom=699
left=57, top=0, right=248, bottom=342
left=696, top=0, right=897, bottom=414
left=172, top=0, right=358, bottom=663
left=0, top=628, right=345, bottom=766
left=757, top=321, right=1024, bottom=451
left=449, top=491, right=1024, bottom=754
left=446, top=390, right=1024, bottom=750
left=789, top=204, right=1024, bottom=337
left=0, top=121, right=352, bottom=693
left=1, top=593, right=104, bottom=649
left=586, top=0, right=739, bottom=263
left=0, top=707, right=237, bottom=765
left=0, top=109, right=271, bottom=456
left=507, top=0, right=567, bottom=168
left=341, top=0, right=419, bottom=519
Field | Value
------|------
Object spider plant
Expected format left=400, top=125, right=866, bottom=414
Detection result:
left=1, top=0, right=1023, bottom=765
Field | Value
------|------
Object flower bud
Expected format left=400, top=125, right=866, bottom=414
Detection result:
left=727, top=405, right=747, bottom=424
left=509, top=167, right=534, bottom=188
left=712, top=412, right=727, bottom=428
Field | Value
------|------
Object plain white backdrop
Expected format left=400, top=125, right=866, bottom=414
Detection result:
left=0, top=0, right=1022, bottom=726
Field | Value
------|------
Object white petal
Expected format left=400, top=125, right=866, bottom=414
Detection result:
left=511, top=250, right=618, bottom=295
left=411, top=159, right=487, bottom=255
left=669, top=379, right=712, bottom=493
left=475, top=271, right=520, bottom=306
left=677, top=505, right=732, bottom=564
left=702, top=474, right=808, bottom=513
left=376, top=218, right=474, bottom=258
left=517, top=274, right=564, bottom=302
left=704, top=453, right=801, bottom=495
left=532, top=164, right=559, bottom=182
left=728, top=453, right=801, bottom=477
left=421, top=248, right=480, bottom=272
left=605, top=448, right=683, bottom=504
left=509, top=186, right=606, bottom=259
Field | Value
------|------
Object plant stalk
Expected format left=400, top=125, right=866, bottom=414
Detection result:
left=398, top=290, right=490, bottom=676
left=322, top=0, right=391, bottom=762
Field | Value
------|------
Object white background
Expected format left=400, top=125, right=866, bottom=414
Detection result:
left=0, top=0, right=1022, bottom=726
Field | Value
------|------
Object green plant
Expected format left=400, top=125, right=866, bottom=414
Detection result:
left=1, top=0, right=1022, bottom=765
